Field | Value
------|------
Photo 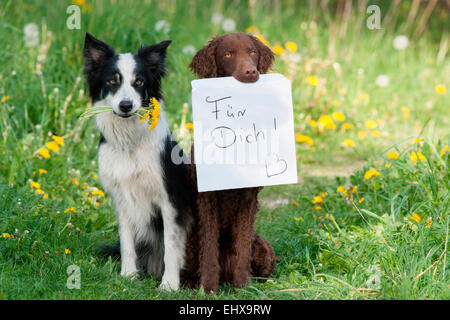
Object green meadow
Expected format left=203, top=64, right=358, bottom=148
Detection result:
left=0, top=0, right=448, bottom=299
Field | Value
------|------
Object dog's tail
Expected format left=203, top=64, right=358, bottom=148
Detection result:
left=97, top=241, right=120, bottom=259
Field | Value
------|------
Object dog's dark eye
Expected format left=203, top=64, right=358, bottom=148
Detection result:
left=107, top=79, right=118, bottom=86
left=250, top=50, right=257, bottom=56
left=224, top=52, right=232, bottom=58
left=134, top=79, right=144, bottom=86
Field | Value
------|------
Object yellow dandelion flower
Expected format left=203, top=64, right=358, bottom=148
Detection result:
left=43, top=194, right=49, bottom=199
left=314, top=205, right=322, bottom=211
left=255, top=34, right=270, bottom=47
left=331, top=100, right=342, bottom=107
left=358, top=130, right=367, bottom=140
left=387, top=151, right=399, bottom=159
left=359, top=93, right=370, bottom=101
left=46, top=141, right=60, bottom=152
left=413, top=137, right=423, bottom=144
left=64, top=207, right=77, bottom=214
left=185, top=122, right=194, bottom=130
left=295, top=134, right=314, bottom=146
left=365, top=120, right=378, bottom=129
left=343, top=139, right=355, bottom=148
left=91, top=189, right=105, bottom=197
left=435, top=84, right=446, bottom=95
left=272, top=45, right=284, bottom=55
left=351, top=186, right=358, bottom=193
left=294, top=217, right=304, bottom=222
left=312, top=196, right=323, bottom=204
left=37, top=148, right=50, bottom=159
left=36, top=189, right=44, bottom=194
left=64, top=248, right=71, bottom=255
left=71, top=178, right=79, bottom=186
left=52, top=135, right=64, bottom=146
left=332, top=111, right=345, bottom=122
left=401, top=106, right=410, bottom=119
left=285, top=41, right=297, bottom=53
left=364, top=169, right=381, bottom=180
left=342, top=123, right=354, bottom=131
left=306, top=76, right=319, bottom=86
left=320, top=192, right=328, bottom=198
left=385, top=164, right=392, bottom=168
left=425, top=217, right=432, bottom=229
left=293, top=201, right=299, bottom=207
left=308, top=119, right=317, bottom=127
left=2, top=233, right=12, bottom=239
left=371, top=130, right=382, bottom=137
left=336, top=186, right=345, bottom=193
left=359, top=198, right=365, bottom=204
left=38, top=169, right=47, bottom=175
left=411, top=213, right=421, bottom=223
left=441, top=145, right=449, bottom=156
left=1, top=96, right=11, bottom=103
left=318, top=115, right=336, bottom=130
left=30, top=181, right=41, bottom=189
left=410, top=152, right=425, bottom=165
left=245, top=26, right=259, bottom=33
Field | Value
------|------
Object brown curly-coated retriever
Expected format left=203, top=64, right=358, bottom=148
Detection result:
left=183, top=33, right=277, bottom=294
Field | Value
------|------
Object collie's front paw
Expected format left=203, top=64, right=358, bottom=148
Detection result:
left=159, top=274, right=180, bottom=291
left=121, top=266, right=139, bottom=280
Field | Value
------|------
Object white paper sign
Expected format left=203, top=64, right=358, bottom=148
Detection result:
left=191, top=73, right=298, bottom=192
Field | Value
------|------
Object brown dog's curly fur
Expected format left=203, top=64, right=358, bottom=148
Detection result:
left=183, top=34, right=277, bottom=294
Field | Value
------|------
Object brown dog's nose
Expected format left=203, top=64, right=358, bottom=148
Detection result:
left=235, top=65, right=259, bottom=83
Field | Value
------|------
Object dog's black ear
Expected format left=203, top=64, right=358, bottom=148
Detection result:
left=83, top=33, right=115, bottom=70
left=137, top=40, right=172, bottom=77
left=189, top=36, right=222, bottom=78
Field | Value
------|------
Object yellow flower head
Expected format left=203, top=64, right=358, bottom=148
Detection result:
left=46, top=141, right=60, bottom=152
left=64, top=248, right=71, bottom=255
left=306, top=76, right=319, bottom=86
left=308, top=119, right=317, bottom=127
left=37, top=148, right=50, bottom=159
left=364, top=169, right=381, bottom=180
left=64, top=207, right=77, bottom=214
left=413, top=137, right=423, bottom=144
left=318, top=115, right=336, bottom=130
left=387, top=151, right=399, bottom=160
left=2, top=233, right=12, bottom=239
left=343, top=139, right=355, bottom=148
left=30, top=181, right=41, bottom=189
left=91, top=189, right=105, bottom=197
left=245, top=26, right=259, bottom=34
left=441, top=145, right=449, bottom=157
left=312, top=196, right=323, bottom=204
left=358, top=130, right=368, bottom=140
left=332, top=111, right=345, bottom=122
left=435, top=84, right=446, bottom=95
left=342, top=123, right=354, bottom=131
left=411, top=213, right=421, bottom=223
left=185, top=122, right=194, bottom=130
left=52, top=135, right=64, bottom=146
left=272, top=45, right=284, bottom=55
left=285, top=41, right=297, bottom=53
left=336, top=186, right=345, bottom=193
left=38, top=169, right=48, bottom=175
left=365, top=120, right=378, bottom=129
left=295, top=134, right=314, bottom=146
left=1, top=96, right=11, bottom=103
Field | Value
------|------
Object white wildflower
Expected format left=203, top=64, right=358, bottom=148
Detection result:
left=393, top=35, right=409, bottom=50
left=211, top=12, right=223, bottom=25
left=222, top=18, right=236, bottom=32
left=24, top=23, right=39, bottom=47
left=182, top=45, right=196, bottom=55
left=155, top=20, right=170, bottom=34
left=375, top=75, right=389, bottom=87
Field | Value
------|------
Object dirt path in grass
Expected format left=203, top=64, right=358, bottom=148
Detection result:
left=260, top=161, right=366, bottom=209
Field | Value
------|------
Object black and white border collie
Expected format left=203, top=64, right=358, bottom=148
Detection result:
left=83, top=33, right=192, bottom=290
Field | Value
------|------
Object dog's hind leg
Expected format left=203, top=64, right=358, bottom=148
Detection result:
left=251, top=234, right=276, bottom=279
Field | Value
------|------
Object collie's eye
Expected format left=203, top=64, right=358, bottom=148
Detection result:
left=107, top=79, right=118, bottom=86
left=224, top=52, right=232, bottom=58
left=134, top=79, right=144, bottom=86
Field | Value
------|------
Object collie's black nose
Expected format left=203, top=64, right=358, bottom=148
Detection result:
left=119, top=100, right=133, bottom=113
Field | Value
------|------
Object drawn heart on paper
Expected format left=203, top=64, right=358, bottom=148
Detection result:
left=265, top=153, right=288, bottom=178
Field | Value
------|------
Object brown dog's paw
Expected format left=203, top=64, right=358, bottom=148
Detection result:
left=232, top=272, right=251, bottom=289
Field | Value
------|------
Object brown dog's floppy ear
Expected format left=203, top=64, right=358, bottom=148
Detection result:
left=189, top=36, right=222, bottom=78
left=250, top=35, right=275, bottom=74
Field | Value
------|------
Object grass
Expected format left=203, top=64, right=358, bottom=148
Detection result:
left=0, top=0, right=449, bottom=299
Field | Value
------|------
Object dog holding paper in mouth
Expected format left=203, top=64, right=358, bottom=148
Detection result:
left=184, top=33, right=277, bottom=294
